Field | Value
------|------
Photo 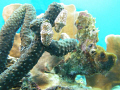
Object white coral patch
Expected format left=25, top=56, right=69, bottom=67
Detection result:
left=40, top=22, right=54, bottom=46
left=54, top=9, right=67, bottom=33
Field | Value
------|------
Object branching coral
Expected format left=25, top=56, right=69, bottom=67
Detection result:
left=0, top=2, right=77, bottom=89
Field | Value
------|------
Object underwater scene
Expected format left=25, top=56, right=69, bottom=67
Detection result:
left=0, top=0, right=120, bottom=90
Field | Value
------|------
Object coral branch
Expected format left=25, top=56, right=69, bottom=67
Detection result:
left=44, top=2, right=64, bottom=26
left=0, top=4, right=27, bottom=73
left=0, top=4, right=44, bottom=89
left=45, top=39, right=77, bottom=56
left=20, top=4, right=36, bottom=54
left=0, top=2, right=77, bottom=89
left=0, top=35, right=44, bottom=90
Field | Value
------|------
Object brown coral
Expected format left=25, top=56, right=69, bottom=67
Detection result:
left=9, top=33, right=21, bottom=58
left=86, top=35, right=120, bottom=90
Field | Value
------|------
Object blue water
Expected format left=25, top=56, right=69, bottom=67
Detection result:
left=0, top=0, right=120, bottom=50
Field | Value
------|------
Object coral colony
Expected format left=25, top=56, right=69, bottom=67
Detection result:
left=0, top=2, right=117, bottom=90
left=54, top=11, right=117, bottom=83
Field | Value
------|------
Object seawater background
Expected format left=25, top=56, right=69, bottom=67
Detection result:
left=0, top=0, right=120, bottom=50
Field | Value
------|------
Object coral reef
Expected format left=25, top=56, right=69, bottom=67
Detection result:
left=0, top=2, right=77, bottom=89
left=1, top=2, right=118, bottom=90
left=54, top=11, right=117, bottom=82
left=86, top=35, right=120, bottom=90
left=2, top=3, right=79, bottom=58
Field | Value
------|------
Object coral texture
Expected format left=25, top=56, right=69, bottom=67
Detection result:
left=86, top=35, right=120, bottom=90
left=40, top=21, right=54, bottom=46
left=2, top=4, right=21, bottom=22
left=20, top=4, right=36, bottom=54
left=84, top=35, right=120, bottom=90
left=52, top=4, right=79, bottom=40
left=0, top=2, right=77, bottom=89
left=54, top=11, right=117, bottom=82
left=54, top=9, right=67, bottom=33
left=2, top=4, right=78, bottom=58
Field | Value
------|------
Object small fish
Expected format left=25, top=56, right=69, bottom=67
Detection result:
left=75, top=75, right=87, bottom=88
